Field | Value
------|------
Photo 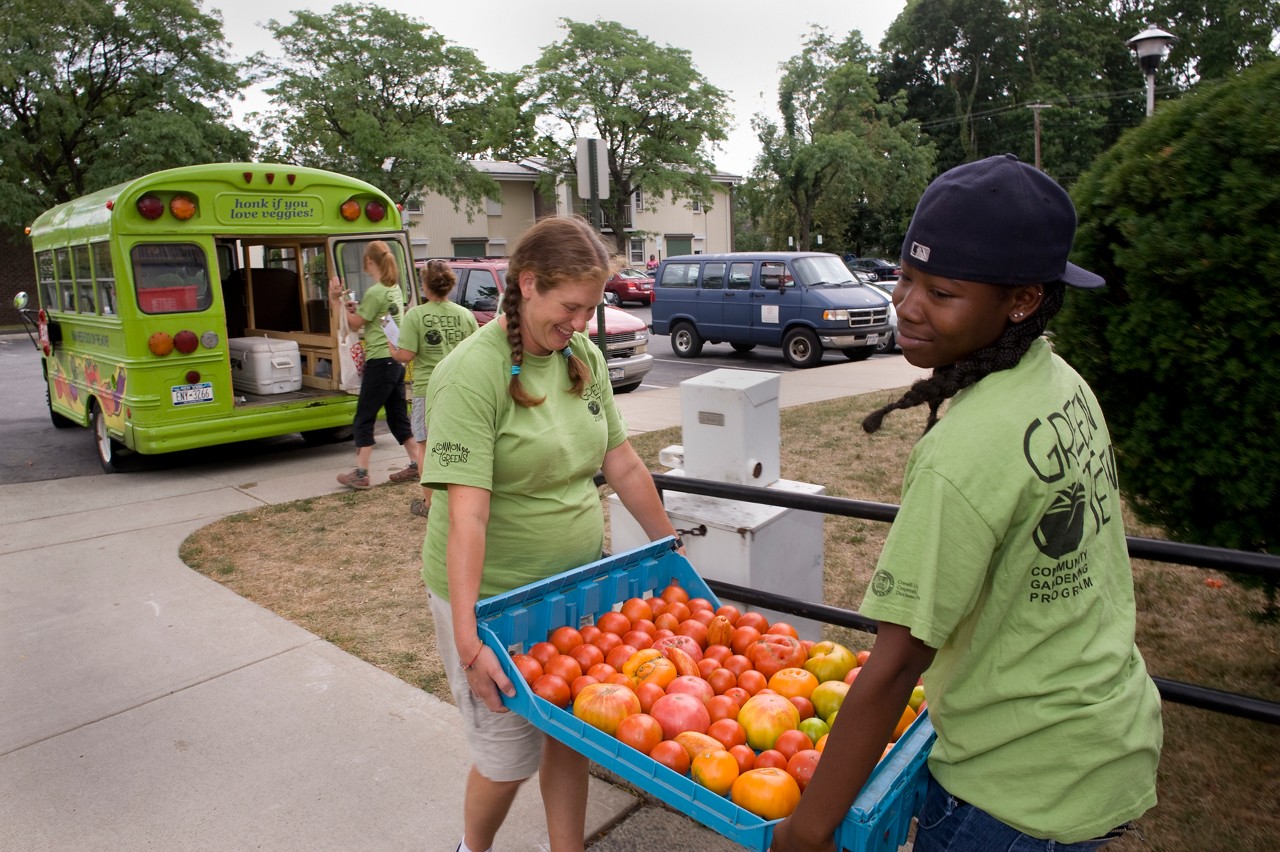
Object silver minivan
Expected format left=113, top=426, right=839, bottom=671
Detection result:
left=649, top=252, right=893, bottom=367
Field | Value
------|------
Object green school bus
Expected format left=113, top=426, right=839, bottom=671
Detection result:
left=20, top=163, right=417, bottom=472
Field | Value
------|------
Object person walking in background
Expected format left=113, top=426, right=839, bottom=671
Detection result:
left=389, top=259, right=477, bottom=517
left=645, top=253, right=658, bottom=272
left=420, top=216, right=686, bottom=852
left=770, top=155, right=1162, bottom=852
left=328, top=240, right=420, bottom=490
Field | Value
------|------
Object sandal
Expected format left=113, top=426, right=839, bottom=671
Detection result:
left=409, top=498, right=430, bottom=518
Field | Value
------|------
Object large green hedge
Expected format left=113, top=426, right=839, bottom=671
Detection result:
left=1052, top=60, right=1279, bottom=558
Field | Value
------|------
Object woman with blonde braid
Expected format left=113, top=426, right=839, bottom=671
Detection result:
left=419, top=216, right=685, bottom=852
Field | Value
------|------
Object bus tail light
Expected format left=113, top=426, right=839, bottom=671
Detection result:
left=148, top=331, right=174, bottom=356
left=365, top=200, right=386, bottom=222
left=170, top=196, right=197, bottom=220
left=174, top=329, right=198, bottom=354
left=137, top=194, right=164, bottom=220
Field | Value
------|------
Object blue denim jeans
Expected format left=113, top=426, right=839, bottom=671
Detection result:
left=914, top=774, right=1136, bottom=852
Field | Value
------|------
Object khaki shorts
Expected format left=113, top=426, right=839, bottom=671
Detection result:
left=429, top=591, right=543, bottom=782
left=411, top=396, right=428, bottom=444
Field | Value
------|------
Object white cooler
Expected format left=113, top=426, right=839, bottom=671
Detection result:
left=229, top=337, right=302, bottom=395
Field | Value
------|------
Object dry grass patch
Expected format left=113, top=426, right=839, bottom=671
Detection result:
left=182, top=387, right=1279, bottom=851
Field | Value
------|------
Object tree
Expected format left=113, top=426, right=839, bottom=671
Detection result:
left=257, top=3, right=520, bottom=211
left=1150, top=0, right=1279, bottom=83
left=527, top=19, right=731, bottom=254
left=750, top=28, right=934, bottom=256
left=1052, top=61, right=1280, bottom=615
left=0, top=0, right=252, bottom=229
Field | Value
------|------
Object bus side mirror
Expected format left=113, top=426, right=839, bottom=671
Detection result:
left=13, top=292, right=29, bottom=310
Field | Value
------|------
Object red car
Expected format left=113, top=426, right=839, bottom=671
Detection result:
left=604, top=267, right=655, bottom=305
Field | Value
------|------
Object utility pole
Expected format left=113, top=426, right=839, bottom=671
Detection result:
left=1026, top=103, right=1053, bottom=171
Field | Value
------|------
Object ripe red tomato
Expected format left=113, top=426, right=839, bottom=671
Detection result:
left=789, top=695, right=816, bottom=721
left=728, top=743, right=755, bottom=774
left=703, top=644, right=732, bottom=664
left=532, top=673, right=571, bottom=708
left=664, top=601, right=692, bottom=624
left=748, top=634, right=808, bottom=679
left=659, top=583, right=689, bottom=606
left=686, top=596, right=714, bottom=613
left=688, top=608, right=716, bottom=626
left=654, top=612, right=681, bottom=632
left=735, top=611, right=770, bottom=633
left=544, top=653, right=583, bottom=683
left=634, top=681, right=665, bottom=714
left=765, top=621, right=800, bottom=639
left=605, top=644, right=639, bottom=670
left=650, top=691, right=712, bottom=739
left=622, top=629, right=654, bottom=650
left=548, top=625, right=583, bottom=655
left=730, top=626, right=762, bottom=655
left=578, top=624, right=602, bottom=645
left=753, top=749, right=788, bottom=770
left=596, top=610, right=631, bottom=636
left=591, top=631, right=623, bottom=656
left=572, top=681, right=641, bottom=735
left=773, top=728, right=813, bottom=761
left=737, top=669, right=767, bottom=695
left=587, top=663, right=616, bottom=681
left=706, top=668, right=738, bottom=697
left=722, top=686, right=751, bottom=707
left=666, top=674, right=715, bottom=704
left=616, top=713, right=664, bottom=755
left=697, top=658, right=722, bottom=679
left=676, top=619, right=709, bottom=648
left=714, top=604, right=742, bottom=624
left=620, top=597, right=653, bottom=624
left=786, top=748, right=822, bottom=791
left=707, top=717, right=747, bottom=750
left=511, top=653, right=543, bottom=685
left=722, top=654, right=753, bottom=678
left=705, top=694, right=741, bottom=723
left=631, top=618, right=657, bottom=636
left=528, top=641, right=558, bottom=667
left=569, top=642, right=605, bottom=672
left=649, top=739, right=690, bottom=775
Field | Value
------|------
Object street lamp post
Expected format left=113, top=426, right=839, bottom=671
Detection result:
left=1127, top=26, right=1178, bottom=116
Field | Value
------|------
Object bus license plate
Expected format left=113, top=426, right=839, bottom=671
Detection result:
left=609, top=367, right=624, bottom=381
left=172, top=382, right=214, bottom=405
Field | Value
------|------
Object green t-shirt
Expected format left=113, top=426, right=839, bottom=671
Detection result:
left=397, top=300, right=479, bottom=397
left=860, top=338, right=1162, bottom=843
left=356, top=282, right=405, bottom=360
left=420, top=321, right=629, bottom=600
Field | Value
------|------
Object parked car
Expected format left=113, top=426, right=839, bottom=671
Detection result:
left=604, top=267, right=655, bottom=305
left=867, top=282, right=897, bottom=354
left=844, top=257, right=902, bottom=281
left=649, top=252, right=893, bottom=368
left=423, top=257, right=653, bottom=393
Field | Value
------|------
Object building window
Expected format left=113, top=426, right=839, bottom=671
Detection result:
left=690, top=199, right=702, bottom=213
left=629, top=238, right=645, bottom=265
left=405, top=197, right=423, bottom=214
left=485, top=197, right=502, bottom=216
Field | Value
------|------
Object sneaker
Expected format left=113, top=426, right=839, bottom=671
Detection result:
left=337, top=468, right=370, bottom=490
left=389, top=463, right=419, bottom=483
left=409, top=499, right=430, bottom=518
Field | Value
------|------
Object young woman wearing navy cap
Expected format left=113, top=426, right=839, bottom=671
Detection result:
left=771, top=155, right=1162, bottom=852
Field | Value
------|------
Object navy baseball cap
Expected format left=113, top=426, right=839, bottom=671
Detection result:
left=902, top=154, right=1104, bottom=289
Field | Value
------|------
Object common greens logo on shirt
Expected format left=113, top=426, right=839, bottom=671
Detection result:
left=583, top=381, right=605, bottom=420
left=432, top=441, right=469, bottom=466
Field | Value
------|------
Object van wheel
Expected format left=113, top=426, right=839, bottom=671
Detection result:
left=302, top=426, right=354, bottom=446
left=873, top=331, right=896, bottom=355
left=730, top=343, right=756, bottom=353
left=91, top=401, right=123, bottom=474
left=783, top=328, right=823, bottom=368
left=843, top=346, right=875, bottom=362
left=671, top=322, right=704, bottom=358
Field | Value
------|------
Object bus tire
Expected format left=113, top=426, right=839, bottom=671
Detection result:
left=91, top=401, right=123, bottom=474
left=48, top=388, right=76, bottom=429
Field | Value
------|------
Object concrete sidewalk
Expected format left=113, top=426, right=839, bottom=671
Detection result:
left=0, top=357, right=925, bottom=851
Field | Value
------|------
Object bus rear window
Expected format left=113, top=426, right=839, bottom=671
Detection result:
left=131, top=243, right=213, bottom=314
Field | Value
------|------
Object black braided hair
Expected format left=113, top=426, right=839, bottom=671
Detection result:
left=863, top=283, right=1066, bottom=435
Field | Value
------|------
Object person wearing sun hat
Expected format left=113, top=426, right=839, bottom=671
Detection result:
left=771, top=155, right=1163, bottom=852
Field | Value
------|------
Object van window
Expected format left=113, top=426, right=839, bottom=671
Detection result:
left=457, top=268, right=501, bottom=312
left=660, top=262, right=699, bottom=288
left=132, top=243, right=213, bottom=314
left=701, top=262, right=725, bottom=290
left=728, top=262, right=753, bottom=290
left=761, top=261, right=791, bottom=289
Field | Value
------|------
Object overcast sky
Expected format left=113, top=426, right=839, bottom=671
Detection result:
left=210, top=0, right=909, bottom=176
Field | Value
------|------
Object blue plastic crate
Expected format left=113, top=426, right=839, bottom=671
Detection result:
left=475, top=538, right=935, bottom=852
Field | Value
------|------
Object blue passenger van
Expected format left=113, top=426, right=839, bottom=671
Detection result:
left=649, top=252, right=893, bottom=367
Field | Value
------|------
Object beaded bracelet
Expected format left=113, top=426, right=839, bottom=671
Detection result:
left=461, top=648, right=483, bottom=671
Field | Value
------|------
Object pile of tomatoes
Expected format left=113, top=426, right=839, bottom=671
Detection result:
left=506, top=581, right=924, bottom=821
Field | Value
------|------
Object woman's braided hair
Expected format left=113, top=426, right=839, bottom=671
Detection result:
left=501, top=216, right=620, bottom=408
left=862, top=282, right=1066, bottom=435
